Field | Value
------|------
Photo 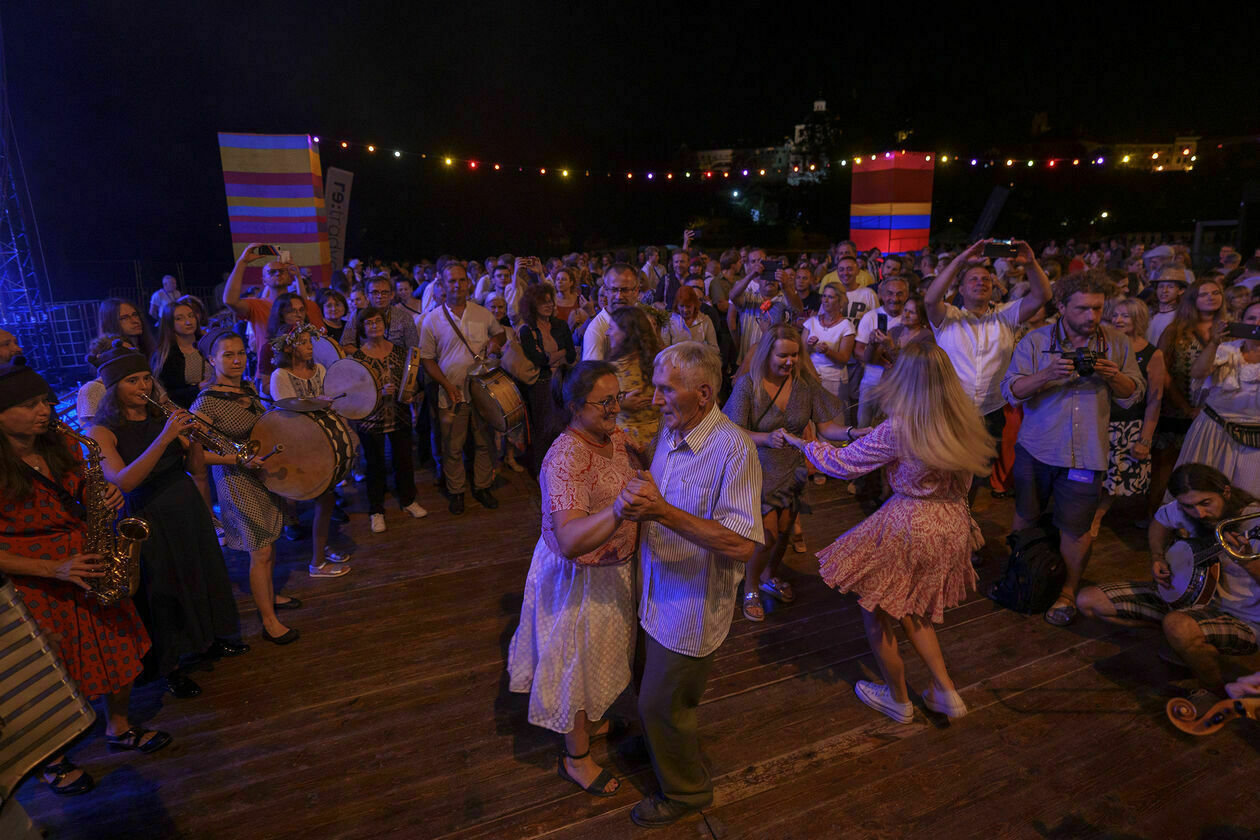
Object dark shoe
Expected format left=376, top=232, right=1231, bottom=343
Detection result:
left=630, top=793, right=702, bottom=828
left=471, top=488, right=499, bottom=509
left=557, top=749, right=619, bottom=798
left=106, top=727, right=172, bottom=754
left=283, top=524, right=302, bottom=541
left=42, top=759, right=94, bottom=796
left=274, top=595, right=302, bottom=610
left=262, top=627, right=300, bottom=645
left=208, top=638, right=251, bottom=658
left=330, top=506, right=350, bottom=523
left=165, top=673, right=202, bottom=699
left=449, top=493, right=465, bottom=515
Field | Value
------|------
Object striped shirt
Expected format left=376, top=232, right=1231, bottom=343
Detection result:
left=639, top=404, right=765, bottom=657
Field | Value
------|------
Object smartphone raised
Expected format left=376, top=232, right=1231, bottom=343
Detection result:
left=254, top=245, right=280, bottom=257
left=982, top=239, right=1018, bottom=259
left=877, top=313, right=889, bottom=332
left=1226, top=322, right=1260, bottom=341
left=762, top=259, right=783, bottom=276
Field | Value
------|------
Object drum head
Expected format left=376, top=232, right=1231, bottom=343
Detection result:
left=274, top=396, right=335, bottom=413
left=469, top=369, right=524, bottom=434
left=324, top=358, right=379, bottom=420
left=251, top=410, right=337, bottom=500
left=312, top=335, right=346, bottom=369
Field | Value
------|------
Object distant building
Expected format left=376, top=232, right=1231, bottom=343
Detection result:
left=692, top=99, right=841, bottom=184
left=1105, top=135, right=1200, bottom=172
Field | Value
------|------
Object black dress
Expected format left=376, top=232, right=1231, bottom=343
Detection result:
left=113, top=416, right=241, bottom=676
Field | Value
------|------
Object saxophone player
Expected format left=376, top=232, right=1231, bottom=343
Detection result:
left=0, top=359, right=172, bottom=797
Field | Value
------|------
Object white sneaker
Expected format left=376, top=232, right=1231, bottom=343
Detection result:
left=309, top=562, right=351, bottom=578
left=370, top=513, right=386, bottom=533
left=403, top=502, right=428, bottom=519
left=922, top=686, right=968, bottom=719
left=855, top=680, right=913, bottom=724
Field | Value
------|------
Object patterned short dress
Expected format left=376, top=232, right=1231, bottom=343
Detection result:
left=0, top=441, right=150, bottom=698
left=610, top=354, right=660, bottom=453
left=1103, top=343, right=1155, bottom=496
left=803, top=422, right=978, bottom=623
left=506, top=430, right=638, bottom=733
left=191, top=384, right=283, bottom=552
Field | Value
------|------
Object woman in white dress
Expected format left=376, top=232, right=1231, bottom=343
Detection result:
left=507, top=361, right=638, bottom=798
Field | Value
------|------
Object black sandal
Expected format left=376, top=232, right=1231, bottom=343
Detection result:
left=42, top=758, right=94, bottom=796
left=106, top=726, right=172, bottom=754
left=557, top=749, right=619, bottom=798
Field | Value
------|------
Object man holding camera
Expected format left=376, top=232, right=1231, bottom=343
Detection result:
left=1002, top=273, right=1145, bottom=626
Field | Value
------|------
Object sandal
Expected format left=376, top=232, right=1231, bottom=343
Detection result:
left=1043, top=597, right=1077, bottom=627
left=590, top=714, right=631, bottom=742
left=106, top=726, right=172, bottom=754
left=42, top=758, right=94, bottom=796
left=557, top=749, right=619, bottom=797
left=790, top=532, right=807, bottom=554
left=759, top=577, right=796, bottom=603
left=742, top=590, right=765, bottom=622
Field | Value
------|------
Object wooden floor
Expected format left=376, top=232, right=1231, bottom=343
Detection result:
left=15, top=464, right=1260, bottom=840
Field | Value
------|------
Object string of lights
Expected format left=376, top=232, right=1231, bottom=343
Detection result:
left=313, top=138, right=1209, bottom=179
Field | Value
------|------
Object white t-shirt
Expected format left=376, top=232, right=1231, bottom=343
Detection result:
left=1147, top=309, right=1177, bottom=347
left=856, top=306, right=903, bottom=393
left=803, top=315, right=855, bottom=385
left=1155, top=500, right=1260, bottom=633
left=581, top=308, right=614, bottom=360
left=840, top=286, right=879, bottom=323
left=931, top=300, right=1024, bottom=415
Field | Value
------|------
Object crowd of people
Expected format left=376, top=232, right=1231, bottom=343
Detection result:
left=0, top=232, right=1258, bottom=828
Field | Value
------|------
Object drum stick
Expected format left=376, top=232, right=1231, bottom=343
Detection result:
left=256, top=444, right=285, bottom=463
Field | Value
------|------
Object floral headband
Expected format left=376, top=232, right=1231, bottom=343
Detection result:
left=269, top=323, right=324, bottom=351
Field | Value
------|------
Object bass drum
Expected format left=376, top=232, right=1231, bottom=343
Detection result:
left=250, top=409, right=359, bottom=500
left=312, top=334, right=346, bottom=369
left=469, top=367, right=526, bottom=434
left=324, top=357, right=380, bottom=420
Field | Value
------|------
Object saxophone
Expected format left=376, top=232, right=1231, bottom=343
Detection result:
left=51, top=420, right=150, bottom=605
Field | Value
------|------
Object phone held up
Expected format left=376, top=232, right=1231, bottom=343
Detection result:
left=877, top=313, right=889, bottom=332
left=254, top=245, right=280, bottom=257
left=1226, top=322, right=1260, bottom=341
left=762, top=259, right=783, bottom=276
left=982, top=239, right=1019, bottom=259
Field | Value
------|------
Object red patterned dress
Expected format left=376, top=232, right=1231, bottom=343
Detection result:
left=507, top=429, right=638, bottom=733
left=0, top=445, right=150, bottom=698
left=802, top=421, right=978, bottom=623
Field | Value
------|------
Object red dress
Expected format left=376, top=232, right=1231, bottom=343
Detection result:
left=0, top=446, right=150, bottom=698
left=803, top=421, right=978, bottom=623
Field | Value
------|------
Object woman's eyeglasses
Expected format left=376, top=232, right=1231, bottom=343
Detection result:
left=585, top=391, right=628, bottom=412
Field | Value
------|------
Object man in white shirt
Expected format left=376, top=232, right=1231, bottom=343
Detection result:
left=148, top=275, right=180, bottom=321
left=1146, top=267, right=1189, bottom=346
left=419, top=264, right=506, bottom=515
left=853, top=276, right=910, bottom=427
left=582, top=265, right=689, bottom=360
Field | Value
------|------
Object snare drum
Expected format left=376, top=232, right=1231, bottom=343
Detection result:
left=324, top=357, right=380, bottom=420
left=312, top=333, right=347, bottom=369
left=469, top=367, right=526, bottom=433
left=250, top=409, right=359, bottom=500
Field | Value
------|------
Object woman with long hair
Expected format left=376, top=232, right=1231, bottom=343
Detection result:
left=0, top=360, right=171, bottom=795
left=191, top=328, right=299, bottom=645
left=256, top=293, right=307, bottom=397
left=87, top=345, right=245, bottom=699
left=606, top=306, right=661, bottom=456
left=507, top=361, right=637, bottom=798
left=98, top=298, right=156, bottom=359
left=781, top=342, right=995, bottom=723
left=269, top=324, right=354, bottom=577
left=519, top=283, right=577, bottom=472
left=1078, top=463, right=1260, bottom=706
left=1153, top=277, right=1227, bottom=506
left=552, top=266, right=592, bottom=329
left=151, top=299, right=209, bottom=409
left=723, top=324, right=851, bottom=621
left=1091, top=298, right=1166, bottom=535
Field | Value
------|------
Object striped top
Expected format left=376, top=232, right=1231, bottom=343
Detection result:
left=639, top=405, right=765, bottom=657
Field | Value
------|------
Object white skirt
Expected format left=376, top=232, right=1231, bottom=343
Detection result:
left=507, top=537, right=636, bottom=733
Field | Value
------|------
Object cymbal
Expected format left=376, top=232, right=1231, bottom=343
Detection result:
left=273, top=396, right=335, bottom=413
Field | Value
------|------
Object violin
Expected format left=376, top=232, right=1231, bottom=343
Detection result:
left=1165, top=695, right=1260, bottom=736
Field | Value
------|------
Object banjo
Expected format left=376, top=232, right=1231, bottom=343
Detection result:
left=1157, top=522, right=1260, bottom=609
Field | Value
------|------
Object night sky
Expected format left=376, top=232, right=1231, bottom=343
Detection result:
left=4, top=2, right=1252, bottom=295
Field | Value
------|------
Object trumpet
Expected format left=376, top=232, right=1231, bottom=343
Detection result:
left=1213, top=513, right=1260, bottom=562
left=143, top=394, right=260, bottom=465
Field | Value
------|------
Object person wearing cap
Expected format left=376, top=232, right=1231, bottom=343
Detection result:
left=1147, top=266, right=1190, bottom=347
left=191, top=327, right=301, bottom=645
left=85, top=344, right=248, bottom=700
left=0, top=359, right=172, bottom=796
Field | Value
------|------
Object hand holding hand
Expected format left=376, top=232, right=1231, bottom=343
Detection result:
left=619, top=470, right=664, bottom=521
left=51, top=553, right=106, bottom=590
left=779, top=429, right=807, bottom=450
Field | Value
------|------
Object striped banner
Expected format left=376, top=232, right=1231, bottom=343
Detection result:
left=217, top=133, right=331, bottom=287
left=849, top=153, right=934, bottom=253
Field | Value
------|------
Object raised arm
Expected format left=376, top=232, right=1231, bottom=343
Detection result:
left=924, top=240, right=986, bottom=327
left=223, top=243, right=268, bottom=315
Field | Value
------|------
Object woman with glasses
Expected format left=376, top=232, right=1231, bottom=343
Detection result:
left=507, top=361, right=638, bottom=799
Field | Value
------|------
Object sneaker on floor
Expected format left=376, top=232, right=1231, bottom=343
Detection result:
left=403, top=501, right=428, bottom=519
left=309, top=561, right=351, bottom=578
left=855, top=680, right=913, bottom=724
left=922, top=686, right=968, bottom=719
left=370, top=513, right=386, bottom=533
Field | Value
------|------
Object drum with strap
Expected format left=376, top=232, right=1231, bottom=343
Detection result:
left=469, top=365, right=527, bottom=434
left=311, top=334, right=346, bottom=370
left=323, top=357, right=380, bottom=420
left=250, top=409, right=359, bottom=500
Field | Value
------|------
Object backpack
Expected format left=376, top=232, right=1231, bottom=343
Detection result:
left=989, top=518, right=1066, bottom=614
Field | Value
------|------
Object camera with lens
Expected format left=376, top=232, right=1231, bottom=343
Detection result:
left=1043, top=347, right=1101, bottom=376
